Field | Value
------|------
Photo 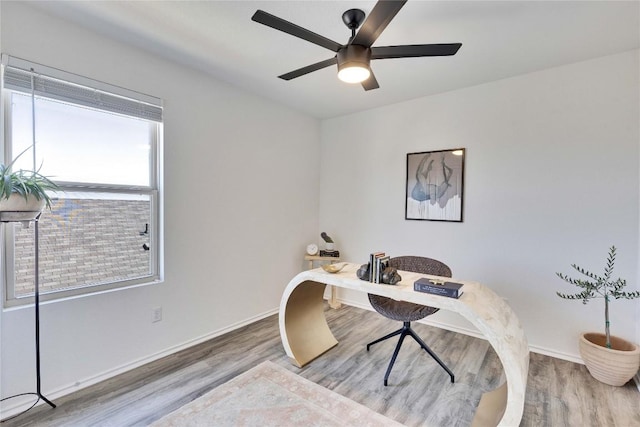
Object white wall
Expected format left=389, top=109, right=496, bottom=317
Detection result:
left=319, top=50, right=639, bottom=361
left=0, top=1, right=320, bottom=412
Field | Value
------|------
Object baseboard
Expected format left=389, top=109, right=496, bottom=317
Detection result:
left=527, top=345, right=583, bottom=364
left=1, top=307, right=279, bottom=420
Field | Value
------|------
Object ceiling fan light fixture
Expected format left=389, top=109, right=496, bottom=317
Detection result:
left=337, top=45, right=371, bottom=84
left=338, top=65, right=370, bottom=83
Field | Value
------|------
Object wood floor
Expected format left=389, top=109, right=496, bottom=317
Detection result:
left=3, top=304, right=639, bottom=426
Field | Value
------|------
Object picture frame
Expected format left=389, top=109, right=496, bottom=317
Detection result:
left=405, top=148, right=465, bottom=222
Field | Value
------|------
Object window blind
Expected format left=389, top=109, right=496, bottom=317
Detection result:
left=2, top=55, right=163, bottom=122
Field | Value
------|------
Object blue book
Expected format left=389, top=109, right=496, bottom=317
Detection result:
left=414, top=278, right=463, bottom=298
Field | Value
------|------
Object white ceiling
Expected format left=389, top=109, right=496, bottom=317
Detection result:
left=32, top=1, right=640, bottom=119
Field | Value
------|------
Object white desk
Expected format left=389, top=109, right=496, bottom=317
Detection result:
left=279, top=263, right=529, bottom=427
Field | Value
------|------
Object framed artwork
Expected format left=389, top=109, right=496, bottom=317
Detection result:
left=405, top=148, right=465, bottom=222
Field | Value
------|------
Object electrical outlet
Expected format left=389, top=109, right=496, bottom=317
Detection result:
left=152, top=306, right=163, bottom=323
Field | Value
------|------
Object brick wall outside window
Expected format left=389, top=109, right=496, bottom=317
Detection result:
left=12, top=198, right=151, bottom=296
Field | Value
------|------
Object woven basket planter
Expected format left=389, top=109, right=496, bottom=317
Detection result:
left=579, top=332, right=640, bottom=386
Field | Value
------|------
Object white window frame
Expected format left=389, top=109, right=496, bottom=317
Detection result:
left=1, top=55, right=164, bottom=307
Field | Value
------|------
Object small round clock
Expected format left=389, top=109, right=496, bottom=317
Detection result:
left=306, top=243, right=319, bottom=255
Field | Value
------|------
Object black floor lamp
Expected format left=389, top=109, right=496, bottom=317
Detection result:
left=0, top=212, right=56, bottom=422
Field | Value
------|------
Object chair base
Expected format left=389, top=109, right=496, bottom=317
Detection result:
left=366, top=321, right=455, bottom=386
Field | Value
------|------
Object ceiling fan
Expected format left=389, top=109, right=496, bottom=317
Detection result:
left=251, top=0, right=462, bottom=91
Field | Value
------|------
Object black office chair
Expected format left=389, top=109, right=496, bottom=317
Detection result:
left=367, top=256, right=455, bottom=386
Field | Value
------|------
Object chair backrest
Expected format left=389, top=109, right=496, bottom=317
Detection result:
left=367, top=256, right=452, bottom=322
left=389, top=256, right=451, bottom=277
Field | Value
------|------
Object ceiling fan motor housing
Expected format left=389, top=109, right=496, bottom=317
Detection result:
left=337, top=45, right=372, bottom=72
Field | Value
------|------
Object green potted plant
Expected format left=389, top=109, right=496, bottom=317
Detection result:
left=556, top=245, right=640, bottom=386
left=0, top=148, right=58, bottom=218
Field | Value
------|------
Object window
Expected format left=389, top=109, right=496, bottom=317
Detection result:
left=2, top=55, right=163, bottom=306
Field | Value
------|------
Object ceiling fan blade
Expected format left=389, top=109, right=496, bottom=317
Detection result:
left=278, top=57, right=338, bottom=81
left=252, top=10, right=343, bottom=52
left=350, top=0, right=407, bottom=48
left=371, top=43, right=462, bottom=59
left=361, top=71, right=379, bottom=91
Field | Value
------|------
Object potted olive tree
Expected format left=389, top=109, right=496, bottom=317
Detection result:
left=556, top=246, right=640, bottom=386
left=0, top=149, right=58, bottom=218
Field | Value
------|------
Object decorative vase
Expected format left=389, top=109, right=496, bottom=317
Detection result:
left=579, top=332, right=640, bottom=386
left=0, top=193, right=46, bottom=212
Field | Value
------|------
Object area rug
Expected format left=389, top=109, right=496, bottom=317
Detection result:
left=151, top=360, right=402, bottom=426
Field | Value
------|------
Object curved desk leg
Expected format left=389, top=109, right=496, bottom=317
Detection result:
left=283, top=280, right=339, bottom=367
left=472, top=382, right=508, bottom=427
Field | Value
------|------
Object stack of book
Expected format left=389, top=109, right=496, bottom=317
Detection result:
left=369, top=252, right=390, bottom=283
left=413, top=277, right=464, bottom=298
